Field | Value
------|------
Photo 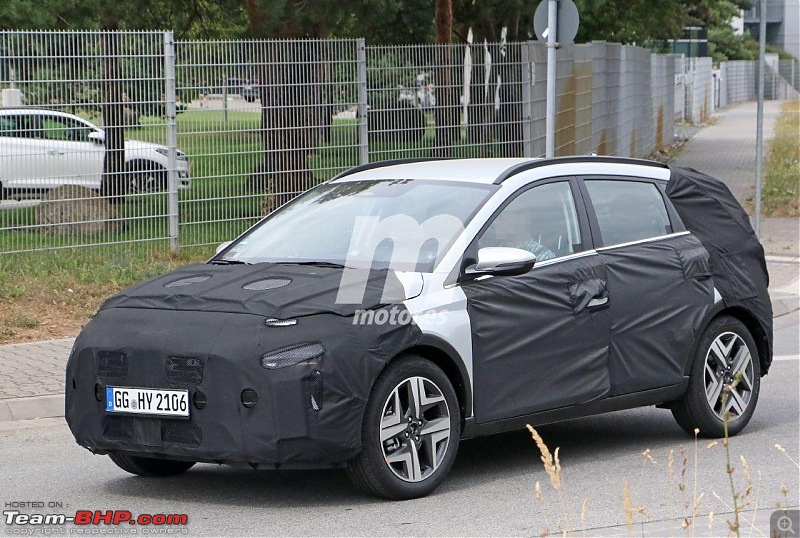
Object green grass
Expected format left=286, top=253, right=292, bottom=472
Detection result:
left=0, top=243, right=213, bottom=344
left=763, top=101, right=800, bottom=217
left=1, top=108, right=514, bottom=254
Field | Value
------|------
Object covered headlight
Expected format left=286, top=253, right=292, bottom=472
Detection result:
left=261, top=342, right=325, bottom=370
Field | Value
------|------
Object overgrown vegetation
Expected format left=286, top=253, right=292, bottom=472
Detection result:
left=763, top=100, right=800, bottom=217
left=0, top=245, right=210, bottom=344
left=525, top=418, right=798, bottom=536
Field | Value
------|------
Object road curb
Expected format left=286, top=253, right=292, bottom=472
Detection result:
left=772, top=293, right=800, bottom=318
left=0, top=394, right=63, bottom=422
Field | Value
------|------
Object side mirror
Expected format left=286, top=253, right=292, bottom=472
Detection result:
left=88, top=131, right=105, bottom=144
left=467, top=247, right=536, bottom=277
left=215, top=241, right=232, bottom=255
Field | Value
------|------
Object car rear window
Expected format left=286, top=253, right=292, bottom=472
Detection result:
left=585, top=179, right=672, bottom=247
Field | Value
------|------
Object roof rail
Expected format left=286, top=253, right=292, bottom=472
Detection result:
left=493, top=156, right=669, bottom=184
left=330, top=157, right=454, bottom=181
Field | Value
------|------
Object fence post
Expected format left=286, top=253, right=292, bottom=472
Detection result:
left=521, top=42, right=534, bottom=158
left=356, top=38, right=369, bottom=165
left=164, top=31, right=179, bottom=251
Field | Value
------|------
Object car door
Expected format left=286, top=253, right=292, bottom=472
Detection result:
left=0, top=114, right=51, bottom=189
left=461, top=178, right=612, bottom=423
left=40, top=114, right=103, bottom=188
left=580, top=176, right=714, bottom=396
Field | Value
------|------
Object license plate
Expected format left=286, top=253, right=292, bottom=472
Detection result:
left=105, top=387, right=190, bottom=418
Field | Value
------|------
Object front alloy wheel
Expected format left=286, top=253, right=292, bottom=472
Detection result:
left=347, top=356, right=460, bottom=499
left=380, top=376, right=452, bottom=483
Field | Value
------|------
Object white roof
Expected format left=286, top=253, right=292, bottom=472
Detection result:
left=335, top=158, right=538, bottom=184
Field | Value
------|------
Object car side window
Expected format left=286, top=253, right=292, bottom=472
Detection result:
left=584, top=179, right=672, bottom=246
left=41, top=116, right=91, bottom=142
left=478, top=181, right=583, bottom=261
left=0, top=116, right=18, bottom=137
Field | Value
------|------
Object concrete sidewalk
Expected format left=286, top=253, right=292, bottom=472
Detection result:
left=1, top=101, right=798, bottom=423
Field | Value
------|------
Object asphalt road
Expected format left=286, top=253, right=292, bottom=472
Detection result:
left=1, top=314, right=797, bottom=536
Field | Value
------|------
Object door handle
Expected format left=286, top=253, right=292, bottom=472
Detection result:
left=48, top=150, right=65, bottom=155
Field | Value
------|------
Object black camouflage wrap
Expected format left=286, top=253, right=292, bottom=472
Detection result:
left=65, top=264, right=422, bottom=467
left=666, top=167, right=773, bottom=373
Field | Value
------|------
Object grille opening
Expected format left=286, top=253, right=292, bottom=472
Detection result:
left=162, top=421, right=202, bottom=447
left=166, top=356, right=204, bottom=387
left=96, top=350, right=127, bottom=381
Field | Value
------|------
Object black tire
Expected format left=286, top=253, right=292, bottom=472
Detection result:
left=126, top=161, right=167, bottom=194
left=672, top=315, right=761, bottom=438
left=108, top=453, right=195, bottom=477
left=347, top=355, right=460, bottom=500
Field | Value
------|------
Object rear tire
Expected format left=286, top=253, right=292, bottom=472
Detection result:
left=108, top=453, right=195, bottom=477
left=347, top=355, right=460, bottom=500
left=672, top=315, right=760, bottom=438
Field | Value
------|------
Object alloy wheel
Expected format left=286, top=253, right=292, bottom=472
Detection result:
left=703, top=331, right=755, bottom=420
left=379, top=376, right=451, bottom=483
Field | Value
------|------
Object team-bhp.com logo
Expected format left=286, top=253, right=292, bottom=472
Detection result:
left=3, top=507, right=188, bottom=534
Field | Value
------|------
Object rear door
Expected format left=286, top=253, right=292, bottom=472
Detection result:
left=461, top=178, right=612, bottom=423
left=0, top=113, right=51, bottom=189
left=579, top=176, right=714, bottom=396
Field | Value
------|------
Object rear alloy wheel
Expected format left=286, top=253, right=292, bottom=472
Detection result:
left=672, top=315, right=760, bottom=438
left=108, top=453, right=195, bottom=477
left=347, top=356, right=460, bottom=499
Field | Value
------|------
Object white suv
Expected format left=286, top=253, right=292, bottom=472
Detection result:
left=0, top=108, right=191, bottom=199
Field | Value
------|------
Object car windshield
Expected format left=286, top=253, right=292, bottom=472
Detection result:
left=217, top=179, right=496, bottom=272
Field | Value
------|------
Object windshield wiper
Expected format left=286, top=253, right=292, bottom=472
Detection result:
left=273, top=261, right=348, bottom=269
left=208, top=258, right=250, bottom=265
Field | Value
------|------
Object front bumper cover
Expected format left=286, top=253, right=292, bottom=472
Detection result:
left=65, top=306, right=420, bottom=468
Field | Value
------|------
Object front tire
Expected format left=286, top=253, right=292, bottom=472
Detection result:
left=672, top=315, right=760, bottom=438
left=347, top=356, right=460, bottom=499
left=108, top=453, right=195, bottom=477
left=126, top=161, right=167, bottom=194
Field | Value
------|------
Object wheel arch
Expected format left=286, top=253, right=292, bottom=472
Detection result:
left=687, top=304, right=772, bottom=377
left=396, top=336, right=472, bottom=427
left=125, top=158, right=166, bottom=172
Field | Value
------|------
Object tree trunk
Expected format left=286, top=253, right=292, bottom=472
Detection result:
left=247, top=41, right=330, bottom=211
left=434, top=0, right=460, bottom=157
left=100, top=24, right=127, bottom=201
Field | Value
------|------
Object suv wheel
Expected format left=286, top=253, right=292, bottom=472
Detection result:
left=347, top=356, right=460, bottom=499
left=127, top=161, right=167, bottom=194
left=672, top=315, right=760, bottom=438
left=108, top=453, right=195, bottom=477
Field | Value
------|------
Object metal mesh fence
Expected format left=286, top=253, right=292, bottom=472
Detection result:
left=724, top=61, right=758, bottom=104
left=173, top=38, right=362, bottom=248
left=365, top=42, right=527, bottom=161
left=0, top=30, right=770, bottom=256
left=779, top=59, right=799, bottom=92
left=0, top=30, right=174, bottom=254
